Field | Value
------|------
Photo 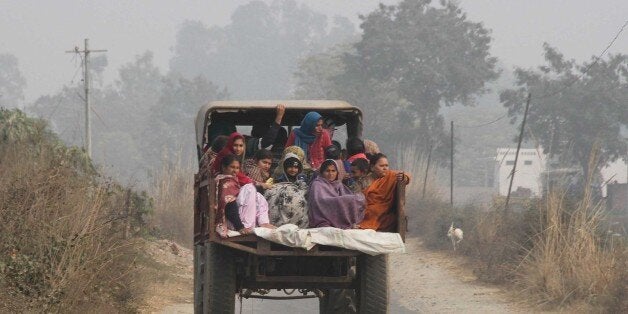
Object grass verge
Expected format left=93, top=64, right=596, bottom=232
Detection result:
left=396, top=145, right=627, bottom=312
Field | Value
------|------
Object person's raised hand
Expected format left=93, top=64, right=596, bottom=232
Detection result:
left=275, top=104, right=286, bottom=124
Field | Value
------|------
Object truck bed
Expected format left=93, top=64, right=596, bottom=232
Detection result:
left=194, top=174, right=406, bottom=258
left=215, top=234, right=362, bottom=257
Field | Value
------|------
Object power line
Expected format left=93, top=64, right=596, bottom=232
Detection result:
left=505, top=93, right=532, bottom=212
left=456, top=19, right=627, bottom=129
left=70, top=59, right=83, bottom=84
left=535, top=19, right=628, bottom=101
left=90, top=106, right=108, bottom=128
left=46, top=54, right=84, bottom=121
left=66, top=39, right=107, bottom=158
left=457, top=112, right=508, bottom=128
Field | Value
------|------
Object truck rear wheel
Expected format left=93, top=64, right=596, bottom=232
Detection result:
left=319, top=289, right=356, bottom=314
left=357, top=254, right=388, bottom=313
left=318, top=290, right=329, bottom=314
left=203, top=242, right=236, bottom=314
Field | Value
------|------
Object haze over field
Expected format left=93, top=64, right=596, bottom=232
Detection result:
left=1, top=1, right=627, bottom=313
left=1, top=0, right=626, bottom=191
left=0, top=0, right=626, bottom=102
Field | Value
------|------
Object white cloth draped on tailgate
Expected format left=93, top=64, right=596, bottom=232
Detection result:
left=253, top=224, right=405, bottom=256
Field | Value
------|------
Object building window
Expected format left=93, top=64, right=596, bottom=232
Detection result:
left=524, top=160, right=532, bottom=165
left=506, top=161, right=515, bottom=165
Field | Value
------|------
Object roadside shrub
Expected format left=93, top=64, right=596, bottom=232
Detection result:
left=0, top=109, right=147, bottom=312
left=516, top=188, right=627, bottom=311
left=410, top=194, right=534, bottom=283
left=457, top=202, right=535, bottom=283
left=149, top=151, right=195, bottom=248
left=400, top=141, right=627, bottom=311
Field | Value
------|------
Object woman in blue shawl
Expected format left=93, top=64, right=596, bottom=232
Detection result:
left=285, top=111, right=332, bottom=170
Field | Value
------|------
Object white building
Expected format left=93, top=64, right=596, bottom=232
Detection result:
left=601, top=159, right=628, bottom=197
left=495, top=147, right=627, bottom=198
left=495, top=148, right=547, bottom=196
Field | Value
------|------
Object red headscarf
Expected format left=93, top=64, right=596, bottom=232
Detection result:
left=212, top=132, right=245, bottom=174
left=235, top=172, right=253, bottom=186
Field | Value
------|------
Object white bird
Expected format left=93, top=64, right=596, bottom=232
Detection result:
left=447, top=222, right=464, bottom=251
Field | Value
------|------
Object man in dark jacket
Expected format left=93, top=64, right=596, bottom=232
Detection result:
left=246, top=104, right=287, bottom=157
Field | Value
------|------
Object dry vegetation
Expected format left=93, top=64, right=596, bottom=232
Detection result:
left=149, top=152, right=195, bottom=248
left=4, top=106, right=621, bottom=313
left=0, top=109, right=151, bottom=312
left=396, top=146, right=628, bottom=313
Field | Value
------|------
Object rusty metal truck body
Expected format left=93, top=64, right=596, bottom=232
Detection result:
left=193, top=101, right=406, bottom=313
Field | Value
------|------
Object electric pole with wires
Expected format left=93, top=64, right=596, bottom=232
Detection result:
left=66, top=38, right=107, bottom=158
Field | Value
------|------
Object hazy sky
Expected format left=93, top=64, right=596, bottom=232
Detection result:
left=1, top=0, right=626, bottom=103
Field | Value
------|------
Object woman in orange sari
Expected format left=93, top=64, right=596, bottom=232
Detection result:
left=360, top=153, right=410, bottom=231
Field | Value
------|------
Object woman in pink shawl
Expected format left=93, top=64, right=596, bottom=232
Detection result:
left=215, top=154, right=274, bottom=237
left=307, top=159, right=365, bottom=229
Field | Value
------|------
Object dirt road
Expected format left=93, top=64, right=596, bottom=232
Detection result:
left=138, top=238, right=528, bottom=313
left=389, top=238, right=527, bottom=313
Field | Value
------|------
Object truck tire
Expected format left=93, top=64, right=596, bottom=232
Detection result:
left=319, top=289, right=356, bottom=314
left=203, top=242, right=236, bottom=314
left=318, top=290, right=329, bottom=314
left=193, top=244, right=204, bottom=313
left=357, top=254, right=388, bottom=313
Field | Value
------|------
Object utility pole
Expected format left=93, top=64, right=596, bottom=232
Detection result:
left=505, top=93, right=532, bottom=212
left=66, top=39, right=107, bottom=158
left=421, top=141, right=433, bottom=200
left=450, top=121, right=454, bottom=206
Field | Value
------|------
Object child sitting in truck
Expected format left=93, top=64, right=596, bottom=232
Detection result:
left=264, top=153, right=309, bottom=228
left=272, top=146, right=312, bottom=182
left=346, top=137, right=368, bottom=163
left=242, top=149, right=274, bottom=193
left=216, top=154, right=275, bottom=237
left=349, top=158, right=372, bottom=193
left=273, top=153, right=307, bottom=184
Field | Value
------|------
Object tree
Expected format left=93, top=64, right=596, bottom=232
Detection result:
left=0, top=53, right=27, bottom=108
left=113, top=51, right=163, bottom=122
left=28, top=85, right=92, bottom=147
left=294, top=45, right=349, bottom=99
left=295, top=0, right=498, bottom=158
left=143, top=74, right=228, bottom=166
left=500, top=44, right=628, bottom=180
left=27, top=50, right=227, bottom=186
left=26, top=54, right=108, bottom=146
left=169, top=0, right=357, bottom=99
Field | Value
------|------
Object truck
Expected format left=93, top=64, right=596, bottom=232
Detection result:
left=193, top=100, right=407, bottom=313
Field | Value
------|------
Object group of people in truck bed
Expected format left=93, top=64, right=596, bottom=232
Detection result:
left=199, top=105, right=410, bottom=238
